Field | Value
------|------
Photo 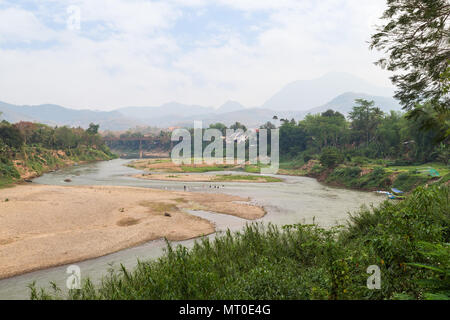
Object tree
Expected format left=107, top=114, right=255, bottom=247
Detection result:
left=302, top=111, right=349, bottom=149
left=14, top=121, right=36, bottom=144
left=279, top=120, right=308, bottom=157
left=0, top=125, right=24, bottom=149
left=230, top=122, right=247, bottom=132
left=349, top=99, right=384, bottom=147
left=209, top=123, right=227, bottom=135
left=370, top=0, right=450, bottom=110
left=86, top=123, right=100, bottom=135
left=54, top=126, right=78, bottom=149
left=320, top=147, right=344, bottom=168
left=260, top=121, right=276, bottom=130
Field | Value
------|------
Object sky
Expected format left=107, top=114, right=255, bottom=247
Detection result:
left=0, top=0, right=393, bottom=110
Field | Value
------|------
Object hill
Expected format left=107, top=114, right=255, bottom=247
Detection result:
left=304, top=92, right=401, bottom=116
left=262, top=72, right=394, bottom=111
left=0, top=101, right=141, bottom=131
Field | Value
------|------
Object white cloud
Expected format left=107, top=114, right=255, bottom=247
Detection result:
left=0, top=0, right=393, bottom=110
left=0, top=7, right=57, bottom=43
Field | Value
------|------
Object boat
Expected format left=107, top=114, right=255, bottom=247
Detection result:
left=391, top=188, right=404, bottom=194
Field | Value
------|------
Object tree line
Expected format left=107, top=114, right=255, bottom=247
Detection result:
left=276, top=99, right=448, bottom=165
left=0, top=119, right=107, bottom=157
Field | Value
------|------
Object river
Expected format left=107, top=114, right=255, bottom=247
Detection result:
left=0, top=159, right=384, bottom=299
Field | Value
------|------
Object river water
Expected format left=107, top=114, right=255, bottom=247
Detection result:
left=0, top=159, right=385, bottom=299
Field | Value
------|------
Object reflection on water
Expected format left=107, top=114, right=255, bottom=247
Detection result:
left=0, top=159, right=385, bottom=299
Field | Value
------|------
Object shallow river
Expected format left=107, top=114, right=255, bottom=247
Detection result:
left=0, top=159, right=384, bottom=299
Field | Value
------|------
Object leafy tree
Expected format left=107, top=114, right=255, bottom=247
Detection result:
left=370, top=0, right=450, bottom=110
left=375, top=111, right=404, bottom=157
left=86, top=123, right=100, bottom=135
left=260, top=121, right=276, bottom=130
left=279, top=120, right=308, bottom=157
left=303, top=110, right=349, bottom=149
left=230, top=122, right=247, bottom=132
left=54, top=126, right=79, bottom=149
left=320, top=147, right=344, bottom=168
left=14, top=121, right=37, bottom=144
left=349, top=99, right=384, bottom=147
left=0, top=124, right=24, bottom=149
left=209, top=123, right=227, bottom=135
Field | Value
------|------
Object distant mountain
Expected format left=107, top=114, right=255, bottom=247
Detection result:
left=174, top=108, right=301, bottom=128
left=216, top=100, right=245, bottom=114
left=117, top=102, right=213, bottom=120
left=0, top=72, right=402, bottom=131
left=0, top=101, right=142, bottom=131
left=304, top=92, right=402, bottom=116
left=262, top=72, right=395, bottom=111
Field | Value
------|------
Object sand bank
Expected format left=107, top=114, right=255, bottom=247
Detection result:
left=0, top=185, right=265, bottom=279
left=133, top=173, right=281, bottom=183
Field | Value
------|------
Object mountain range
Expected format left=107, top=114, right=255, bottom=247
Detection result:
left=0, top=73, right=401, bottom=131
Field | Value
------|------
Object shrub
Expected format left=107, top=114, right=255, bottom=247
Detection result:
left=394, top=172, right=430, bottom=192
left=320, top=148, right=344, bottom=168
left=352, top=156, right=369, bottom=165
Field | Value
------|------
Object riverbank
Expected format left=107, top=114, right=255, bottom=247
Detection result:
left=134, top=173, right=283, bottom=183
left=31, top=185, right=450, bottom=300
left=0, top=145, right=116, bottom=188
left=129, top=158, right=449, bottom=193
left=0, top=184, right=265, bottom=279
left=276, top=160, right=450, bottom=192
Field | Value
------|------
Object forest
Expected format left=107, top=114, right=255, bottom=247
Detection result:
left=0, top=118, right=115, bottom=187
left=276, top=100, right=448, bottom=165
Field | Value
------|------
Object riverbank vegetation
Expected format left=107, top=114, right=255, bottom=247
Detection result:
left=30, top=184, right=449, bottom=300
left=0, top=120, right=116, bottom=187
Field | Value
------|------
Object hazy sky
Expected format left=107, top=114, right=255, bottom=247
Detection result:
left=0, top=0, right=393, bottom=110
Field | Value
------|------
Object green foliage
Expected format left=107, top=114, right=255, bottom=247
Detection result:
left=0, top=121, right=115, bottom=186
left=406, top=242, right=450, bottom=300
left=370, top=1, right=449, bottom=144
left=86, top=123, right=100, bottom=135
left=0, top=125, right=24, bottom=149
left=326, top=166, right=394, bottom=190
left=370, top=0, right=450, bottom=110
left=320, top=147, right=344, bottom=168
left=279, top=120, right=308, bottom=157
left=393, top=172, right=430, bottom=192
left=180, top=164, right=235, bottom=173
left=352, top=156, right=369, bottom=165
left=229, top=122, right=247, bottom=132
left=278, top=100, right=448, bottom=164
left=213, top=174, right=282, bottom=183
left=349, top=99, right=384, bottom=147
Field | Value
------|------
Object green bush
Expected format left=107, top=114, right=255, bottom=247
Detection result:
left=352, top=156, right=369, bottom=165
left=394, top=172, right=430, bottom=192
left=320, top=148, right=344, bottom=168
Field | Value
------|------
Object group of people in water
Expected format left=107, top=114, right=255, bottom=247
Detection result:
left=183, top=185, right=225, bottom=191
